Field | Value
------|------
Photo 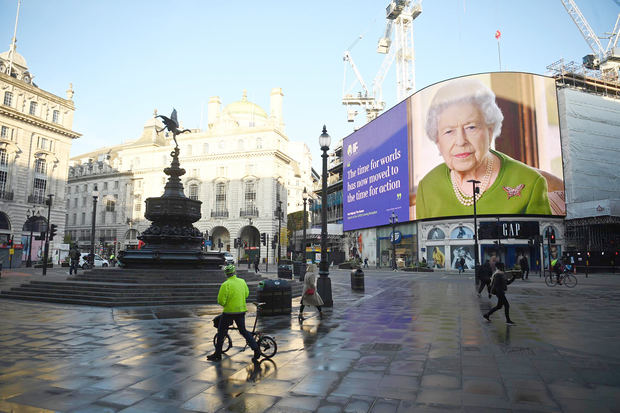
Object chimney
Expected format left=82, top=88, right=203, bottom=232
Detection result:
left=270, top=88, right=284, bottom=129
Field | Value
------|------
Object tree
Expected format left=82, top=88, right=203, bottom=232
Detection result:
left=287, top=211, right=304, bottom=253
left=63, top=232, right=72, bottom=244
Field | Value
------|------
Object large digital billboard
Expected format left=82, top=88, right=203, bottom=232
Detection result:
left=343, top=72, right=565, bottom=231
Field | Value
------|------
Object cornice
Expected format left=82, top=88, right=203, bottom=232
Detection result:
left=0, top=72, right=76, bottom=109
left=0, top=106, right=81, bottom=139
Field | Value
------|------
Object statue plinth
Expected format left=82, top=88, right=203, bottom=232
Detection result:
left=118, top=130, right=224, bottom=269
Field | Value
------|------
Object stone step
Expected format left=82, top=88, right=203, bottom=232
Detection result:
left=0, top=278, right=303, bottom=307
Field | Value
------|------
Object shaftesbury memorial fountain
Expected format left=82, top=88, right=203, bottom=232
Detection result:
left=118, top=109, right=224, bottom=269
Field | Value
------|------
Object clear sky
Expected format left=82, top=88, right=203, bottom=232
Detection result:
left=1, top=0, right=618, bottom=170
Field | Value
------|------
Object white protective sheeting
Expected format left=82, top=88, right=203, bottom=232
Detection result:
left=558, top=88, right=620, bottom=219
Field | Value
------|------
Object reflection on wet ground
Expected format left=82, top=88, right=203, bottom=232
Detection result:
left=1, top=270, right=620, bottom=412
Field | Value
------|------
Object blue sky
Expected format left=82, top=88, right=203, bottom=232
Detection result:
left=1, top=0, right=617, bottom=169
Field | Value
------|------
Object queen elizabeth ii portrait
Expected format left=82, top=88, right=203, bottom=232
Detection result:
left=414, top=76, right=556, bottom=219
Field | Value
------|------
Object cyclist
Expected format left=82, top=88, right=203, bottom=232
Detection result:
left=551, top=258, right=564, bottom=285
left=207, top=264, right=260, bottom=362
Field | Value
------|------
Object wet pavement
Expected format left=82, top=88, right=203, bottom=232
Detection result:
left=1, top=267, right=619, bottom=412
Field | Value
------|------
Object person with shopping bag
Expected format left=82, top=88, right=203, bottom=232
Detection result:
left=298, top=263, right=324, bottom=320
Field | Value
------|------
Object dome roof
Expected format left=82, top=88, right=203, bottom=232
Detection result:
left=224, top=90, right=268, bottom=119
left=0, top=49, right=28, bottom=70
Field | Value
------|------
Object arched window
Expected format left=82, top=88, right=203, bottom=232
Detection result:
left=428, top=228, right=445, bottom=240
left=189, top=183, right=199, bottom=200
left=450, top=226, right=473, bottom=239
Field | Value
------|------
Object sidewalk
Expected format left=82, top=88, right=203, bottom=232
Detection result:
left=1, top=268, right=619, bottom=412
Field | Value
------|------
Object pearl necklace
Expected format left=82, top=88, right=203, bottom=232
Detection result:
left=450, top=155, right=494, bottom=206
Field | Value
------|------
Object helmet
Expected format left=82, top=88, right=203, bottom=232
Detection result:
left=224, top=264, right=236, bottom=275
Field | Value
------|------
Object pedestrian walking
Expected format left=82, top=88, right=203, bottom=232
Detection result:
left=458, top=256, right=465, bottom=274
left=519, top=255, right=529, bottom=279
left=477, top=259, right=493, bottom=298
left=363, top=257, right=369, bottom=268
left=254, top=256, right=260, bottom=274
left=69, top=245, right=80, bottom=275
left=207, top=264, right=261, bottom=362
left=483, top=262, right=516, bottom=325
left=298, top=263, right=324, bottom=320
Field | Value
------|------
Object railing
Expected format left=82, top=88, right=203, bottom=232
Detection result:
left=211, top=210, right=229, bottom=218
left=28, top=194, right=47, bottom=204
left=240, top=207, right=259, bottom=217
left=0, top=190, right=13, bottom=201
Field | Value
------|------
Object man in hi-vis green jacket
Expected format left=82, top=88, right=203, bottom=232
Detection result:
left=207, top=265, right=260, bottom=362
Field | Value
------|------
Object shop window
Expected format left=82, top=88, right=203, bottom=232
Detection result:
left=428, top=228, right=445, bottom=240
left=451, top=226, right=473, bottom=239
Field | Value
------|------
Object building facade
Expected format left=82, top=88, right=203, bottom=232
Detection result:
left=66, top=89, right=313, bottom=264
left=0, top=47, right=80, bottom=267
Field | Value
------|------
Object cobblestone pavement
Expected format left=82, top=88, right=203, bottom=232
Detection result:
left=0, top=267, right=619, bottom=412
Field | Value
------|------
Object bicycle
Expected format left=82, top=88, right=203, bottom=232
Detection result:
left=544, top=267, right=577, bottom=288
left=212, top=302, right=278, bottom=359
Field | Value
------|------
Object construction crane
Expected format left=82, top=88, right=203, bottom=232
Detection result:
left=342, top=0, right=422, bottom=124
left=560, top=0, right=620, bottom=81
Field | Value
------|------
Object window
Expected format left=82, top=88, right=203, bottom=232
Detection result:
left=1, top=126, right=9, bottom=138
left=72, top=213, right=77, bottom=225
left=244, top=180, right=256, bottom=212
left=189, top=184, right=198, bottom=200
left=256, top=137, right=262, bottom=149
left=135, top=195, right=142, bottom=212
left=81, top=212, right=85, bottom=225
left=103, top=182, right=108, bottom=190
left=106, top=199, right=115, bottom=212
left=203, top=143, right=209, bottom=154
left=3, top=91, right=13, bottom=106
left=82, top=197, right=86, bottom=207
left=37, top=137, right=52, bottom=151
left=52, top=110, right=59, bottom=123
left=215, top=182, right=227, bottom=214
left=29, top=101, right=37, bottom=115
left=114, top=181, right=119, bottom=189
left=34, top=158, right=46, bottom=174
left=33, top=177, right=46, bottom=201
left=0, top=148, right=7, bottom=194
left=74, top=198, right=78, bottom=208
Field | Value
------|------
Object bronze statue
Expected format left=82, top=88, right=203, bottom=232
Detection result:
left=157, top=108, right=191, bottom=148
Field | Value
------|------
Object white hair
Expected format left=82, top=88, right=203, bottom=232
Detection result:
left=425, top=79, right=504, bottom=143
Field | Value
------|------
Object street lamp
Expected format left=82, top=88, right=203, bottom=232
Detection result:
left=318, top=125, right=333, bottom=306
left=25, top=207, right=40, bottom=267
left=90, top=185, right=99, bottom=266
left=467, top=179, right=481, bottom=285
left=302, top=187, right=308, bottom=264
left=389, top=211, right=398, bottom=270
left=276, top=200, right=282, bottom=263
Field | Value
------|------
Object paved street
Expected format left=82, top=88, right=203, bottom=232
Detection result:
left=0, top=267, right=619, bottom=412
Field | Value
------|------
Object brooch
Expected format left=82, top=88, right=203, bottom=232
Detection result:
left=503, top=184, right=524, bottom=199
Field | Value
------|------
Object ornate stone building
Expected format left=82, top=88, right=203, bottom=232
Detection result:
left=0, top=46, right=80, bottom=267
left=66, top=89, right=313, bottom=264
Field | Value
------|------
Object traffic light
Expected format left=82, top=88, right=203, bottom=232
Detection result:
left=234, top=238, right=239, bottom=248
left=7, top=237, right=12, bottom=247
left=261, top=233, right=266, bottom=245
left=273, top=234, right=278, bottom=243
left=271, top=239, right=276, bottom=249
left=49, top=224, right=58, bottom=241
left=550, top=231, right=556, bottom=244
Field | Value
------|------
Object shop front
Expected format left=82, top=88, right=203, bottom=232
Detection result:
left=376, top=222, right=418, bottom=269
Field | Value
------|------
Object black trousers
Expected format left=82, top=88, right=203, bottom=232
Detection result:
left=478, top=280, right=491, bottom=295
left=486, top=293, right=511, bottom=321
left=215, top=313, right=258, bottom=354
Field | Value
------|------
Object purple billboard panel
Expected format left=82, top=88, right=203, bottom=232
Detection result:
left=343, top=101, right=409, bottom=231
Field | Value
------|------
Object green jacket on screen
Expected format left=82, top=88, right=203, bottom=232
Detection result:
left=217, top=275, right=249, bottom=313
left=416, top=150, right=552, bottom=219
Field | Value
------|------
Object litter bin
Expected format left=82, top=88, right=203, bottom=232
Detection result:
left=257, top=279, right=292, bottom=316
left=350, top=268, right=364, bottom=291
left=293, top=261, right=307, bottom=282
left=277, top=260, right=293, bottom=279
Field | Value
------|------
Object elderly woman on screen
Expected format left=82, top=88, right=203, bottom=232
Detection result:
left=415, top=78, right=552, bottom=219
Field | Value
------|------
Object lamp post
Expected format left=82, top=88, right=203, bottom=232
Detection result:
left=42, top=194, right=53, bottom=276
left=318, top=125, right=333, bottom=306
left=467, top=179, right=481, bottom=286
left=389, top=211, right=398, bottom=270
left=276, top=200, right=282, bottom=263
left=302, top=187, right=308, bottom=264
left=25, top=206, right=39, bottom=267
left=90, top=185, right=99, bottom=267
